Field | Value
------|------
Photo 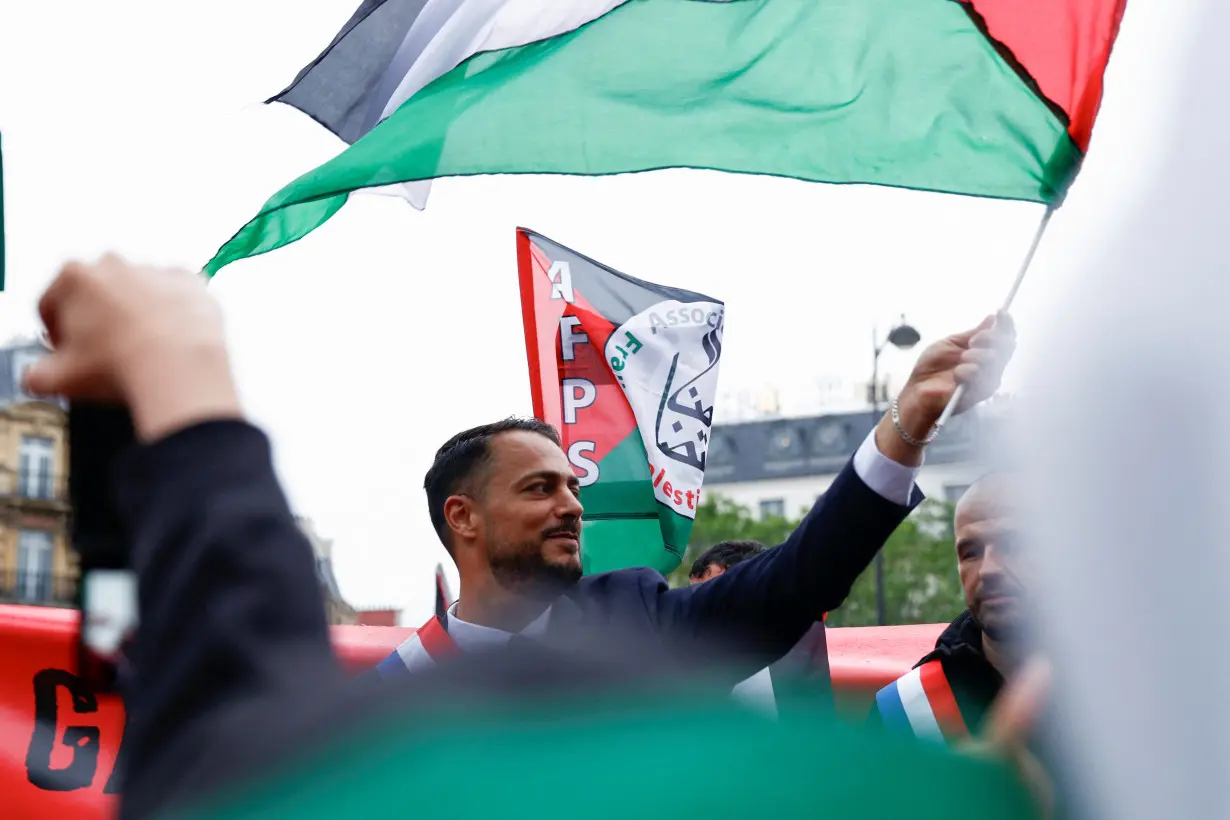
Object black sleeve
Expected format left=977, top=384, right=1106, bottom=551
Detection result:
left=650, top=459, right=920, bottom=674
left=113, top=420, right=342, bottom=819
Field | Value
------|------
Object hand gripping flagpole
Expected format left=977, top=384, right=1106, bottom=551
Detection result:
left=932, top=205, right=1056, bottom=433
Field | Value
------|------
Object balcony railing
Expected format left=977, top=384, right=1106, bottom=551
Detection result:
left=1, top=473, right=65, bottom=503
left=0, top=569, right=77, bottom=607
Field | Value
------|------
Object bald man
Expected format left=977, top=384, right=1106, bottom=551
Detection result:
left=870, top=474, right=1026, bottom=744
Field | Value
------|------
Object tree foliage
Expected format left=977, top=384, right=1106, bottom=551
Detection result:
left=670, top=494, right=965, bottom=627
left=666, top=495, right=797, bottom=587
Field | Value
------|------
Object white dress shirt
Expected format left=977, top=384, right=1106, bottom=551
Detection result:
left=851, top=428, right=921, bottom=506
left=444, top=600, right=552, bottom=654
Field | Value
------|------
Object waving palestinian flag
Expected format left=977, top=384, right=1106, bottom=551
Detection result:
left=204, top=0, right=1126, bottom=276
left=518, top=229, right=722, bottom=575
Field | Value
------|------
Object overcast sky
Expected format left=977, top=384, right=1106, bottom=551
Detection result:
left=0, top=0, right=1194, bottom=622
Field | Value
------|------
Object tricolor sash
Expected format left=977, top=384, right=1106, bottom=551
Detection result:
left=875, top=659, right=970, bottom=745
left=374, top=615, right=458, bottom=680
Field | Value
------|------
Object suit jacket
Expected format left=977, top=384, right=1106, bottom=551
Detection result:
left=563, top=457, right=918, bottom=680
left=111, top=421, right=918, bottom=818
left=401, top=458, right=919, bottom=683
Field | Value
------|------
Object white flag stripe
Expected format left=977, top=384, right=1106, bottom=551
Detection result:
left=730, top=667, right=778, bottom=718
left=394, top=631, right=435, bottom=671
left=612, top=299, right=723, bottom=521
left=373, top=0, right=630, bottom=125
left=356, top=0, right=631, bottom=208
left=897, top=667, right=945, bottom=742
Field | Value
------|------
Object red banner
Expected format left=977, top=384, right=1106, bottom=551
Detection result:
left=0, top=604, right=939, bottom=819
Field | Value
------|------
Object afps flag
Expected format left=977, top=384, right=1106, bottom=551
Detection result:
left=517, top=229, right=723, bottom=575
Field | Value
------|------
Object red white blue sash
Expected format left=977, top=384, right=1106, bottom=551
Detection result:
left=874, top=659, right=970, bottom=744
left=374, top=615, right=458, bottom=680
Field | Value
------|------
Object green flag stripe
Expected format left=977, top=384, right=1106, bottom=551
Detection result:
left=580, top=427, right=657, bottom=518
left=182, top=693, right=1036, bottom=819
left=578, top=420, right=706, bottom=575
left=581, top=517, right=676, bottom=576
left=579, top=429, right=672, bottom=576
left=658, top=504, right=695, bottom=556
left=205, top=0, right=1077, bottom=275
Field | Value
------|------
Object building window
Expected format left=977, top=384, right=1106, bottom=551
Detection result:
left=767, top=425, right=805, bottom=459
left=944, top=484, right=972, bottom=503
left=708, top=434, right=737, bottom=466
left=16, top=530, right=54, bottom=603
left=11, top=349, right=44, bottom=402
left=18, top=436, right=55, bottom=499
left=811, top=422, right=848, bottom=454
left=759, top=498, right=786, bottom=519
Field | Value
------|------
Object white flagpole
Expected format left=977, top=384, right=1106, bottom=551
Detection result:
left=932, top=205, right=1056, bottom=432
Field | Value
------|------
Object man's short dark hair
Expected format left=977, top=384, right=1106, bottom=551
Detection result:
left=424, top=417, right=561, bottom=553
left=688, top=540, right=766, bottom=579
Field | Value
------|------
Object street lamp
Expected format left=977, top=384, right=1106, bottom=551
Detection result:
left=871, top=315, right=920, bottom=626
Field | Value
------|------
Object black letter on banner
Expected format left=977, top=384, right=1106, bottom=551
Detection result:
left=25, top=669, right=101, bottom=791
left=103, top=715, right=127, bottom=794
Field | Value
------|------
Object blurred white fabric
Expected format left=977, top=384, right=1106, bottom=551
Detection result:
left=1017, top=0, right=1230, bottom=817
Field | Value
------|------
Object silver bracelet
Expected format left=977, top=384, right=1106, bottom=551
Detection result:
left=891, top=396, right=940, bottom=448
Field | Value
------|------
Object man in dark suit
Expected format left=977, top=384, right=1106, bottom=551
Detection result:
left=375, top=312, right=1016, bottom=684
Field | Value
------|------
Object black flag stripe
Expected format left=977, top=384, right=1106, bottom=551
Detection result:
left=269, top=0, right=431, bottom=144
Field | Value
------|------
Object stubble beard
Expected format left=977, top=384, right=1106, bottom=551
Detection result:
left=488, top=540, right=582, bottom=601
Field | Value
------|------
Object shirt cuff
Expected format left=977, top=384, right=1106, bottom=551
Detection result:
left=851, top=430, right=920, bottom=506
